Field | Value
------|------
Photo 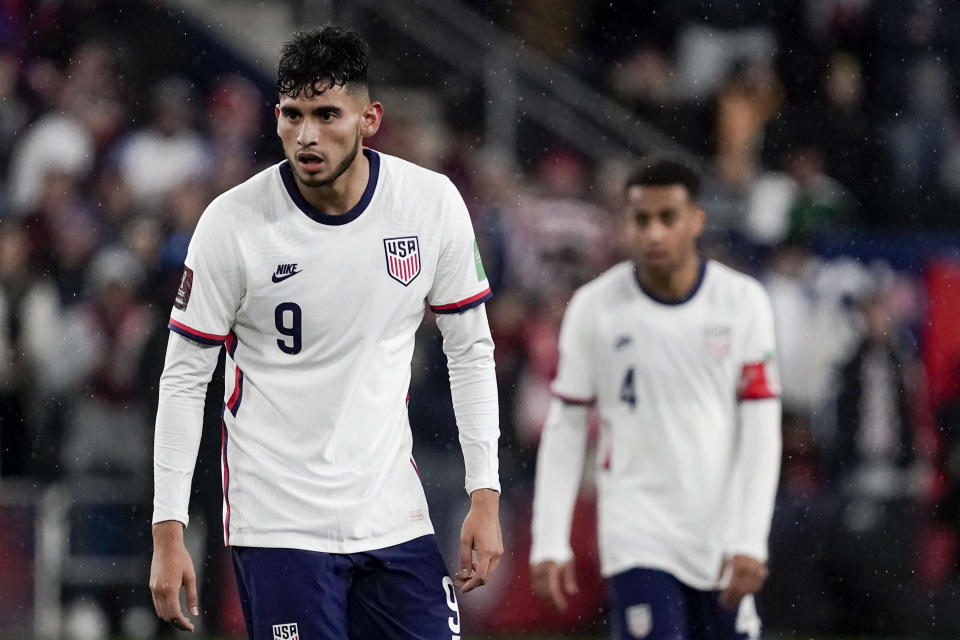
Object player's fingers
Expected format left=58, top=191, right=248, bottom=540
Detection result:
left=486, top=553, right=502, bottom=582
left=561, top=560, right=579, bottom=595
left=547, top=565, right=567, bottom=611
left=156, top=592, right=194, bottom=632
left=462, top=555, right=492, bottom=593
left=719, top=584, right=743, bottom=609
left=531, top=565, right=551, bottom=600
left=459, top=535, right=474, bottom=577
left=169, top=611, right=196, bottom=632
left=184, top=571, right=200, bottom=617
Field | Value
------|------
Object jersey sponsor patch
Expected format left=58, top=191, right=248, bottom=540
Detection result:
left=174, top=267, right=194, bottom=310
left=384, top=236, right=421, bottom=286
left=737, top=355, right=780, bottom=400
left=272, top=622, right=299, bottom=640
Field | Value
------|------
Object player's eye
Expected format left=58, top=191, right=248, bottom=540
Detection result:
left=282, top=110, right=301, bottom=121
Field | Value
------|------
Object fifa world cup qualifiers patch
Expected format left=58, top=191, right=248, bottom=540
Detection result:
left=174, top=267, right=194, bottom=311
left=474, top=239, right=486, bottom=281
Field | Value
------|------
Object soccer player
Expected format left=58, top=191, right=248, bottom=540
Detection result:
left=529, top=159, right=781, bottom=640
left=148, top=26, right=502, bottom=639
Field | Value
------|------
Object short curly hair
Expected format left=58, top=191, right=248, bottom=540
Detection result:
left=626, top=158, right=701, bottom=201
left=277, top=25, right=368, bottom=98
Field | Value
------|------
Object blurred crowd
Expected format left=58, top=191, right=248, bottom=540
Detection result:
left=474, top=0, right=960, bottom=233
left=3, top=0, right=960, bottom=637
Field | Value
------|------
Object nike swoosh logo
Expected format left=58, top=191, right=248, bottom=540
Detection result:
left=271, top=270, right=303, bottom=283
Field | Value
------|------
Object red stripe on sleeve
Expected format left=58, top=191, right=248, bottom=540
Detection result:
left=430, top=287, right=493, bottom=312
left=168, top=318, right=228, bottom=342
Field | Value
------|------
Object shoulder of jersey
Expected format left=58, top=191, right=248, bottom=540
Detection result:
left=571, top=261, right=635, bottom=304
left=707, top=260, right=769, bottom=302
left=375, top=149, right=455, bottom=194
left=201, top=162, right=284, bottom=224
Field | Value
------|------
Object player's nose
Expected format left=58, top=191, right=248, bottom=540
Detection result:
left=645, top=220, right=666, bottom=244
left=296, top=118, right=321, bottom=146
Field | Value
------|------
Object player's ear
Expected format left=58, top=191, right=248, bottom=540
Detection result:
left=274, top=104, right=281, bottom=120
left=692, top=206, right=706, bottom=237
left=360, top=101, right=383, bottom=138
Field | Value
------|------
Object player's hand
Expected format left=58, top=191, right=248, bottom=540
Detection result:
left=531, top=559, right=578, bottom=611
left=454, top=488, right=503, bottom=593
left=718, top=554, right=767, bottom=608
left=149, top=521, right=199, bottom=632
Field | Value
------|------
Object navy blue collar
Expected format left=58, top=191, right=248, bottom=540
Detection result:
left=633, top=259, right=707, bottom=306
left=279, top=148, right=380, bottom=225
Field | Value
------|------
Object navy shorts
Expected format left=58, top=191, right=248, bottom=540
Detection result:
left=608, top=568, right=762, bottom=640
left=231, top=534, right=461, bottom=640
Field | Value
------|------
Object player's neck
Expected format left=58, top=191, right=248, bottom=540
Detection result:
left=636, top=254, right=703, bottom=302
left=297, top=151, right=370, bottom=215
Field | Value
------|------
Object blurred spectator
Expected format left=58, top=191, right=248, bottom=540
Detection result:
left=742, top=144, right=857, bottom=248
left=467, top=147, right=520, bottom=294
left=0, top=222, right=61, bottom=477
left=117, top=76, right=211, bottom=209
left=157, top=177, right=211, bottom=279
left=704, top=60, right=784, bottom=232
left=52, top=247, right=155, bottom=476
left=814, top=53, right=883, bottom=204
left=674, top=22, right=777, bottom=99
left=8, top=39, right=128, bottom=215
left=0, top=45, right=29, bottom=201
left=506, top=147, right=613, bottom=295
left=888, top=56, right=957, bottom=196
left=935, top=362, right=960, bottom=581
left=92, top=166, right=138, bottom=244
left=785, top=146, right=856, bottom=240
left=764, top=241, right=820, bottom=415
left=205, top=74, right=268, bottom=193
left=7, top=102, right=94, bottom=216
left=25, top=170, right=101, bottom=303
left=823, top=278, right=927, bottom=633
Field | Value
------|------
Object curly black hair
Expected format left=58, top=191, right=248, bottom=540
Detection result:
left=277, top=25, right=368, bottom=98
left=626, top=158, right=701, bottom=201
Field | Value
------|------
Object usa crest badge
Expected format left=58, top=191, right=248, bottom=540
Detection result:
left=704, top=325, right=732, bottom=360
left=384, top=236, right=421, bottom=286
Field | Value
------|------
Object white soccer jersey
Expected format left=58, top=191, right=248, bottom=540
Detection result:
left=158, top=148, right=495, bottom=553
left=532, top=259, right=780, bottom=589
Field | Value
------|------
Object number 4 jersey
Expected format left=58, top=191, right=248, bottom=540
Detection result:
left=539, top=259, right=780, bottom=588
left=158, top=149, right=493, bottom=552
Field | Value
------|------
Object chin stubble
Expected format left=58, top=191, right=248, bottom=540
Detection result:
left=293, top=137, right=361, bottom=189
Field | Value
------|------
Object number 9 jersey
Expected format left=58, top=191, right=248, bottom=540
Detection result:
left=164, top=148, right=493, bottom=553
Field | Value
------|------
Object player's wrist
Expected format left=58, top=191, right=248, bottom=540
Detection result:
left=469, top=487, right=499, bottom=507
left=152, top=520, right=186, bottom=545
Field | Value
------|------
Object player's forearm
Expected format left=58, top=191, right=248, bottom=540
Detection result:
left=530, top=399, right=589, bottom=565
left=152, top=332, right=220, bottom=527
left=729, top=398, right=782, bottom=560
left=436, top=305, right=501, bottom=494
